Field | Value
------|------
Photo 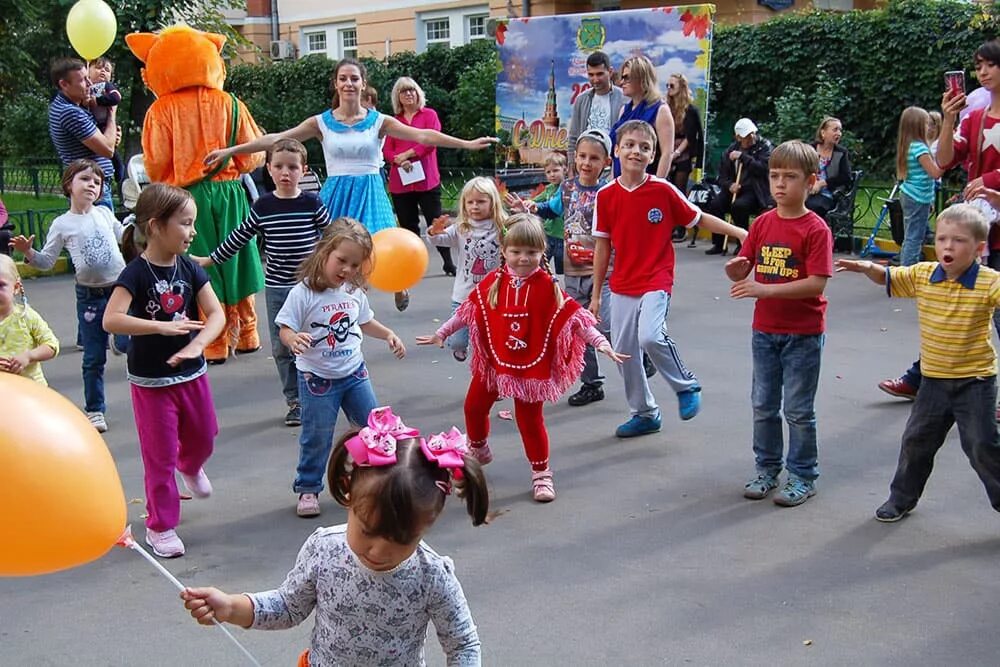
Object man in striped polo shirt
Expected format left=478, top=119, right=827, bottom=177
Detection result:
left=836, top=203, right=1000, bottom=523
left=48, top=57, right=118, bottom=210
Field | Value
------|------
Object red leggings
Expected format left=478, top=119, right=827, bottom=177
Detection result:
left=465, top=373, right=549, bottom=471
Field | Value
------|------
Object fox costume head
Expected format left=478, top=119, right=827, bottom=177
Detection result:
left=126, top=24, right=227, bottom=96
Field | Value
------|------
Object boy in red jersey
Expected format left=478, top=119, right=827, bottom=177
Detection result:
left=726, top=141, right=833, bottom=507
left=590, top=119, right=746, bottom=438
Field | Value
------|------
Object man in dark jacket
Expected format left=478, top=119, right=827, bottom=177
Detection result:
left=705, top=118, right=773, bottom=255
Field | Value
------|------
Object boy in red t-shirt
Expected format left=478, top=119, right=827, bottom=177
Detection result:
left=725, top=141, right=833, bottom=507
left=590, top=120, right=746, bottom=438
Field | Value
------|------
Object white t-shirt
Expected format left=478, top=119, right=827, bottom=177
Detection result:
left=429, top=219, right=502, bottom=303
left=588, top=92, right=613, bottom=134
left=31, top=207, right=125, bottom=286
left=274, top=282, right=373, bottom=379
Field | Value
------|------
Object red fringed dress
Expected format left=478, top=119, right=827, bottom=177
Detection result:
left=436, top=266, right=605, bottom=403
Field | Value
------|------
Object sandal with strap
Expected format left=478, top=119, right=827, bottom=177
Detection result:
left=531, top=469, right=555, bottom=503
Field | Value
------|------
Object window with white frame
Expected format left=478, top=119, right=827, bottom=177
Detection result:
left=425, top=18, right=450, bottom=46
left=340, top=28, right=357, bottom=59
left=467, top=14, right=488, bottom=42
left=305, top=32, right=327, bottom=53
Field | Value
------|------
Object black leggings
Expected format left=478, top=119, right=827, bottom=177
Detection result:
left=391, top=187, right=454, bottom=270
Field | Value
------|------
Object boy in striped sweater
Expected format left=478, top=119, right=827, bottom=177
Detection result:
left=836, top=203, right=1000, bottom=522
left=193, top=138, right=330, bottom=426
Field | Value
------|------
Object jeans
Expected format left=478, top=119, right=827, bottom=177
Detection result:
left=899, top=192, right=931, bottom=266
left=751, top=331, right=824, bottom=482
left=76, top=285, right=126, bottom=413
left=447, top=300, right=469, bottom=355
left=545, top=235, right=564, bottom=275
left=95, top=180, right=114, bottom=212
left=294, top=364, right=377, bottom=494
left=265, top=285, right=297, bottom=404
left=888, top=376, right=1000, bottom=511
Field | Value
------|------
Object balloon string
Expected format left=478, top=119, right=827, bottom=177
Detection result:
left=128, top=542, right=262, bottom=667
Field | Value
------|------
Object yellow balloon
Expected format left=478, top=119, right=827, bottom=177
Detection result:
left=66, top=0, right=118, bottom=61
left=369, top=228, right=430, bottom=292
left=0, top=374, right=126, bottom=576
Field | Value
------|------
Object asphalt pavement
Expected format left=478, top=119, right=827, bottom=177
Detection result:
left=2, top=245, right=999, bottom=666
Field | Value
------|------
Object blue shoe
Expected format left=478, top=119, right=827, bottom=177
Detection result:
left=677, top=387, right=702, bottom=421
left=615, top=413, right=662, bottom=438
left=773, top=477, right=816, bottom=507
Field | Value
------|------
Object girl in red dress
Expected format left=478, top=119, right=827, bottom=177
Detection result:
left=418, top=214, right=627, bottom=502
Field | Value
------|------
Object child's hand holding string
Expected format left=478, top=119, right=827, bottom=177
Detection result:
left=597, top=342, right=629, bottom=365
left=416, top=334, right=445, bottom=348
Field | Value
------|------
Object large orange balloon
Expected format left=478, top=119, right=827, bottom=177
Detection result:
left=369, top=227, right=429, bottom=292
left=0, top=374, right=126, bottom=576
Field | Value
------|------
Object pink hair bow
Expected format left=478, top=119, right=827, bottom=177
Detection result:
left=345, top=407, right=420, bottom=466
left=421, top=427, right=469, bottom=473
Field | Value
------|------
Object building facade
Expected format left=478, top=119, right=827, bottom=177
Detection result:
left=226, top=0, right=878, bottom=64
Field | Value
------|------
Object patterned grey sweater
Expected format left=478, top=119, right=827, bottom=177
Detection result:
left=248, top=525, right=481, bottom=666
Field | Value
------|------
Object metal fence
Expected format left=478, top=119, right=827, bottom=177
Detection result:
left=0, top=162, right=65, bottom=198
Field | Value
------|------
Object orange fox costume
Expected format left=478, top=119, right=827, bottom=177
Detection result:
left=126, top=26, right=265, bottom=362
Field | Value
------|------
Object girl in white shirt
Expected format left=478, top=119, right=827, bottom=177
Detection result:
left=12, top=159, right=126, bottom=433
left=428, top=176, right=508, bottom=362
left=274, top=218, right=405, bottom=518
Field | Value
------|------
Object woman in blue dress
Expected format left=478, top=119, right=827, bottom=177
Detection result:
left=609, top=55, right=675, bottom=179
left=205, top=58, right=495, bottom=310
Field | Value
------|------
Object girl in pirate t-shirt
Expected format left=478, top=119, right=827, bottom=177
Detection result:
left=104, top=184, right=226, bottom=559
left=418, top=214, right=627, bottom=503
left=275, top=218, right=406, bottom=518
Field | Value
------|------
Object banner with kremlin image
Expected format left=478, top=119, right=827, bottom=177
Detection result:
left=494, top=6, right=714, bottom=175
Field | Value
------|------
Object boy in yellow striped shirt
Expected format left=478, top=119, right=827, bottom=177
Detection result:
left=836, top=203, right=1000, bottom=522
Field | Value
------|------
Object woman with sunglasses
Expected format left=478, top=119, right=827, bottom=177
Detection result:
left=609, top=55, right=674, bottom=178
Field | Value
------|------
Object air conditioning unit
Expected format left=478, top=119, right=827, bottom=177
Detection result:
left=270, top=40, right=296, bottom=60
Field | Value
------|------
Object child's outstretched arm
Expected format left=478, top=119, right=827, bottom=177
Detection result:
left=731, top=275, right=828, bottom=300
left=696, top=212, right=748, bottom=244
left=578, top=325, right=629, bottom=364
left=418, top=308, right=469, bottom=347
left=359, top=319, right=406, bottom=359
left=180, top=587, right=254, bottom=628
left=835, top=258, right=887, bottom=285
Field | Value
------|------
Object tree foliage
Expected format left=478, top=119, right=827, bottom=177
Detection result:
left=225, top=39, right=499, bottom=168
left=710, top=0, right=1000, bottom=179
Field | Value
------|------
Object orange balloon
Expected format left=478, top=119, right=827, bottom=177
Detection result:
left=369, top=227, right=429, bottom=292
left=0, top=374, right=126, bottom=576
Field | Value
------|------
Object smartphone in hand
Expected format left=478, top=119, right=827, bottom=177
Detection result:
left=945, top=70, right=966, bottom=96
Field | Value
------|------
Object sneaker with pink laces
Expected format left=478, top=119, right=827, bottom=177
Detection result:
left=470, top=442, right=493, bottom=465
left=145, top=528, right=185, bottom=558
left=531, top=469, right=555, bottom=502
left=180, top=468, right=213, bottom=499
left=297, top=493, right=321, bottom=517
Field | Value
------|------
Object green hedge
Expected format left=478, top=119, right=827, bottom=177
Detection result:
left=710, top=0, right=1000, bottom=179
left=225, top=39, right=498, bottom=169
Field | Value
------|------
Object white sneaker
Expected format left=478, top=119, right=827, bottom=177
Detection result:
left=180, top=468, right=213, bottom=499
left=145, top=529, right=185, bottom=558
left=87, top=411, right=108, bottom=433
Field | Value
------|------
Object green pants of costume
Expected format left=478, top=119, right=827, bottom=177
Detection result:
left=187, top=179, right=264, bottom=361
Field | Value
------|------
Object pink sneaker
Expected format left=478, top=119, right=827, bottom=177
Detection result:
left=531, top=469, right=555, bottom=503
left=180, top=468, right=212, bottom=499
left=145, top=529, right=185, bottom=558
left=470, top=442, right=493, bottom=465
left=297, top=493, right=321, bottom=517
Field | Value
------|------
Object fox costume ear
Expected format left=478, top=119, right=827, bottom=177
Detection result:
left=205, top=32, right=227, bottom=53
left=126, top=33, right=156, bottom=62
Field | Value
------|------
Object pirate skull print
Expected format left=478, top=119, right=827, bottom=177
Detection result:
left=310, top=311, right=360, bottom=349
